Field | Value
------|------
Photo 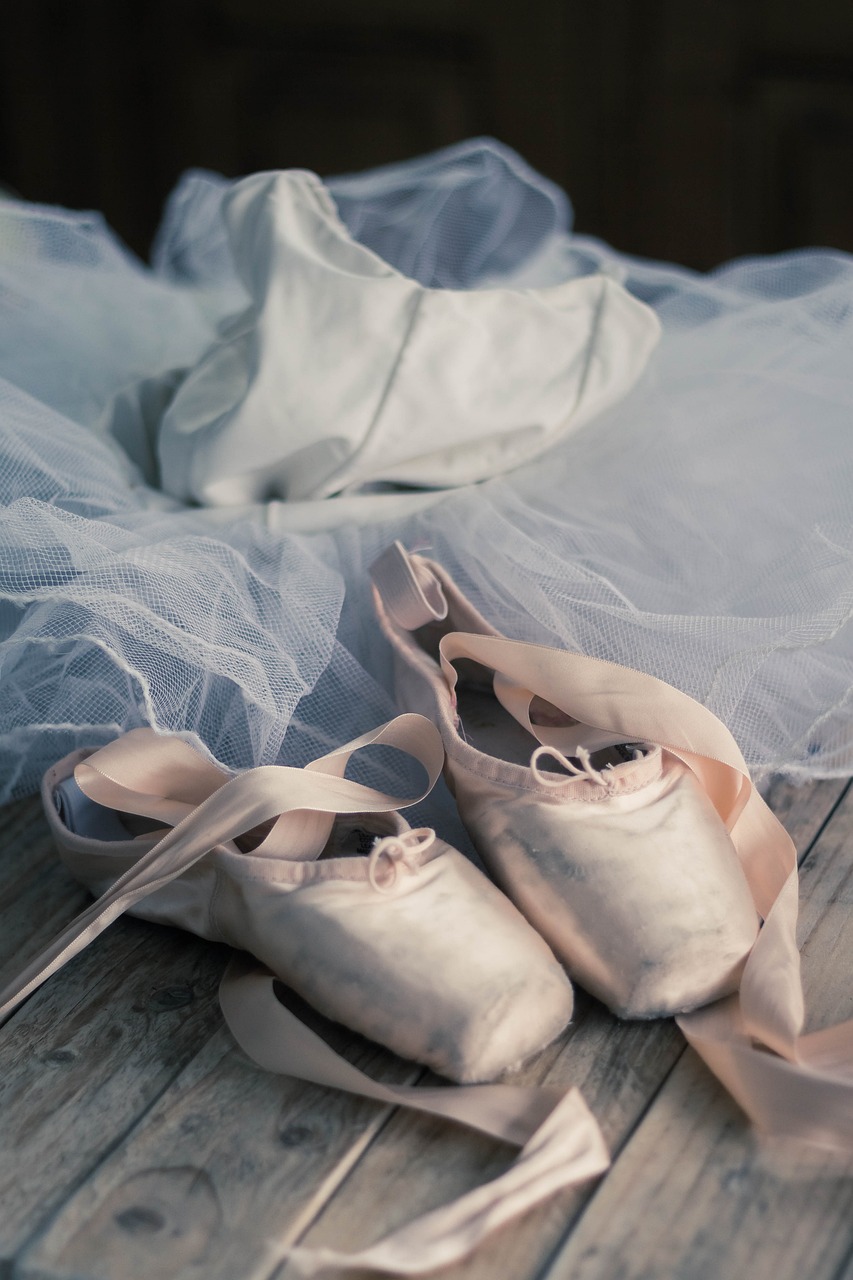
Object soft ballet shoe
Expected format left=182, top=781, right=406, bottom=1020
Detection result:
left=31, top=715, right=574, bottom=1083
left=371, top=543, right=760, bottom=1020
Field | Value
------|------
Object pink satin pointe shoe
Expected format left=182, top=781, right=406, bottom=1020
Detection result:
left=23, top=714, right=573, bottom=1084
left=371, top=543, right=760, bottom=1020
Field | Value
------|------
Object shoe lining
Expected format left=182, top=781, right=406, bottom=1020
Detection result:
left=54, top=778, right=164, bottom=841
left=456, top=686, right=649, bottom=773
left=318, top=816, right=397, bottom=860
left=410, top=607, right=649, bottom=772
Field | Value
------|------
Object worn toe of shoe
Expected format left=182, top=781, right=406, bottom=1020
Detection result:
left=452, top=754, right=760, bottom=1020
left=221, top=841, right=574, bottom=1083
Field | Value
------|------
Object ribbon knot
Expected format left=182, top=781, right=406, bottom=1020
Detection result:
left=530, top=743, right=613, bottom=790
left=367, top=827, right=436, bottom=894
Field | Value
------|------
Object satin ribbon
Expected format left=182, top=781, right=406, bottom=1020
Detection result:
left=0, top=714, right=608, bottom=1275
left=221, top=959, right=607, bottom=1277
left=373, top=543, right=853, bottom=1152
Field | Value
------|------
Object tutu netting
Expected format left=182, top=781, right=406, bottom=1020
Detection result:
left=0, top=137, right=851, bottom=807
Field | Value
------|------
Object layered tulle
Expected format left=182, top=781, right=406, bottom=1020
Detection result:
left=0, top=138, right=850, bottom=803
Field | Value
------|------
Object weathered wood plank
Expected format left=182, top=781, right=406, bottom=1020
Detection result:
left=278, top=777, right=848, bottom=1280
left=0, top=795, right=92, bottom=986
left=761, top=776, right=849, bottom=864
left=0, top=797, right=229, bottom=1261
left=0, top=915, right=229, bottom=1262
left=542, top=782, right=853, bottom=1280
left=6, top=776, right=847, bottom=1280
left=16, top=1020, right=423, bottom=1280
left=284, top=1000, right=685, bottom=1280
left=0, top=794, right=53, bottom=895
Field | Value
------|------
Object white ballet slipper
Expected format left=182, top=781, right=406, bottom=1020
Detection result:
left=35, top=715, right=573, bottom=1083
left=371, top=543, right=760, bottom=1020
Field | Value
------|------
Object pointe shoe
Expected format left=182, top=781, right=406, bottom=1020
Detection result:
left=370, top=543, right=760, bottom=1020
left=31, top=715, right=573, bottom=1083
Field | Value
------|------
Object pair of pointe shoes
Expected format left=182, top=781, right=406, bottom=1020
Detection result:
left=28, top=541, right=759, bottom=1086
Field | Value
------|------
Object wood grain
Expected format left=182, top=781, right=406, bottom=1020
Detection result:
left=0, top=798, right=229, bottom=1261
left=284, top=1000, right=684, bottom=1280
left=0, top=913, right=228, bottom=1261
left=760, top=776, right=849, bottom=865
left=16, top=1022, right=423, bottom=1280
left=0, top=795, right=53, bottom=895
left=0, top=795, right=91, bottom=986
left=4, top=775, right=849, bottom=1280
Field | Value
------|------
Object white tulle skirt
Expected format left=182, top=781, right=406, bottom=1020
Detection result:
left=0, top=138, right=850, bottom=808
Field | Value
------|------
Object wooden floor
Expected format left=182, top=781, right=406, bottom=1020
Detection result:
left=1, top=775, right=853, bottom=1280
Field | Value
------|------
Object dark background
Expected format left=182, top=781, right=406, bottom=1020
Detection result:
left=2, top=0, right=853, bottom=269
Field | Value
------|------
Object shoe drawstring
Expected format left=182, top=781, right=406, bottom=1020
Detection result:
left=367, top=827, right=436, bottom=893
left=530, top=744, right=612, bottom=790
